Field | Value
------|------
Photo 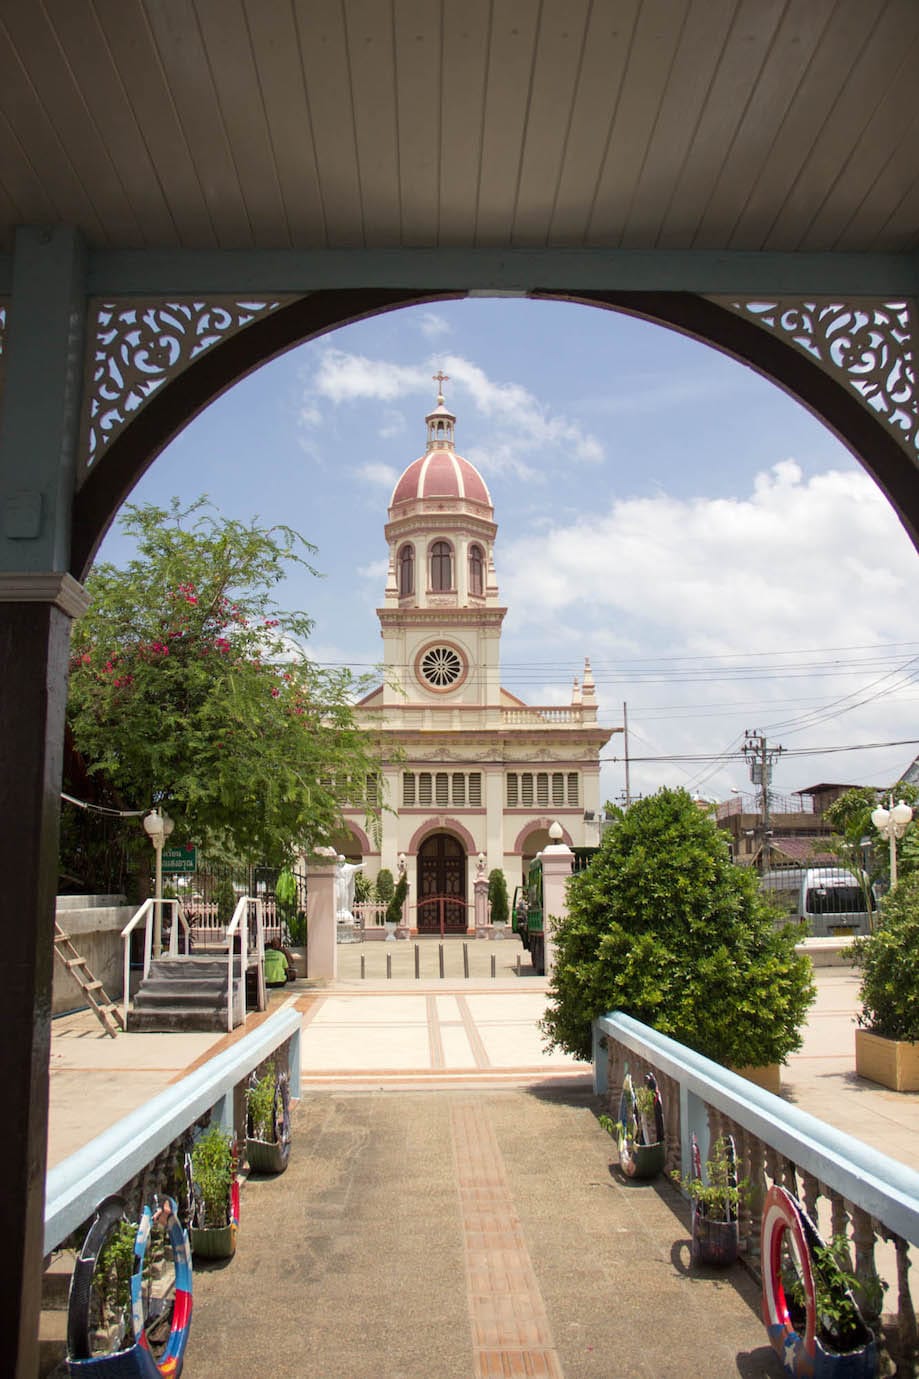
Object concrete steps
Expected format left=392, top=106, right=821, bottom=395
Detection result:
left=130, top=956, right=245, bottom=1032
left=39, top=1251, right=73, bottom=1377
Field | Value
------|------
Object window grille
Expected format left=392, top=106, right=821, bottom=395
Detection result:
left=567, top=773, right=579, bottom=806
left=452, top=773, right=466, bottom=806
left=468, top=773, right=482, bottom=806
left=552, top=773, right=564, bottom=805
left=506, top=773, right=518, bottom=807
left=521, top=773, right=534, bottom=807
left=403, top=773, right=415, bottom=806
left=536, top=773, right=549, bottom=806
left=419, top=773, right=432, bottom=806
left=435, top=772, right=449, bottom=806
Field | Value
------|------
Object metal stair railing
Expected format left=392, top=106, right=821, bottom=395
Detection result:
left=120, top=897, right=182, bottom=1029
left=53, top=923, right=126, bottom=1038
left=225, top=896, right=267, bottom=1032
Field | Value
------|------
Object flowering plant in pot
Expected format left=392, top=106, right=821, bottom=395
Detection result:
left=246, top=1059, right=291, bottom=1174
left=673, top=1134, right=746, bottom=1266
left=185, top=1124, right=240, bottom=1260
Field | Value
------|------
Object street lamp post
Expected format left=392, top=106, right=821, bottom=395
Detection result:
left=144, top=808, right=174, bottom=958
left=871, top=797, right=913, bottom=890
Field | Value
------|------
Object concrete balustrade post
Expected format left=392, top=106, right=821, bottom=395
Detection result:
left=306, top=849, right=339, bottom=980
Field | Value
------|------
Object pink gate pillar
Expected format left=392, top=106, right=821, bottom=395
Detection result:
left=306, top=848, right=338, bottom=979
left=539, top=830, right=575, bottom=980
left=474, top=875, right=489, bottom=937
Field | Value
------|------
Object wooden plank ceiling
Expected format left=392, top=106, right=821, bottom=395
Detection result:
left=1, top=0, right=918, bottom=255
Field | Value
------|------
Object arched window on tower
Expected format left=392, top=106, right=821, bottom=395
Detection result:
left=469, top=544, right=484, bottom=596
left=398, top=543, right=414, bottom=597
left=430, top=540, right=453, bottom=592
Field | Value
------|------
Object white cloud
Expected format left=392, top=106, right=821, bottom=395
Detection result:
left=379, top=410, right=407, bottom=439
left=417, top=311, right=452, bottom=339
left=298, top=403, right=323, bottom=427
left=356, top=462, right=399, bottom=487
left=357, top=558, right=389, bottom=581
left=499, top=462, right=919, bottom=800
left=304, top=347, right=605, bottom=480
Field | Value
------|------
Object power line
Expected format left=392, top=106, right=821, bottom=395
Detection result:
left=600, top=737, right=919, bottom=765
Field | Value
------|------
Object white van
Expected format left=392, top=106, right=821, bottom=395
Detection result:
left=759, top=867, right=872, bottom=937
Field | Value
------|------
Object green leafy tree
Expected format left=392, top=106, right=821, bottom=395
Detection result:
left=823, top=784, right=919, bottom=898
left=541, top=788, right=815, bottom=1066
left=67, top=498, right=382, bottom=870
left=487, top=868, right=509, bottom=925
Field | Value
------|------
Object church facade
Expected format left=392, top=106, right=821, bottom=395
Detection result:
left=339, top=384, right=615, bottom=934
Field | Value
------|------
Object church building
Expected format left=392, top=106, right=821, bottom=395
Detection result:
left=339, top=380, right=615, bottom=934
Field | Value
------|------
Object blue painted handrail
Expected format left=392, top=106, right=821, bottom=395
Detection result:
left=594, top=1011, right=919, bottom=1246
left=45, top=1006, right=301, bottom=1255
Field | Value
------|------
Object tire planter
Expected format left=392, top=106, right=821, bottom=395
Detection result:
left=246, top=1069, right=291, bottom=1175
left=616, top=1069, right=666, bottom=1179
left=689, top=1133, right=739, bottom=1268
left=761, top=1184, right=877, bottom=1378
left=185, top=1139, right=240, bottom=1262
left=67, top=1195, right=193, bottom=1377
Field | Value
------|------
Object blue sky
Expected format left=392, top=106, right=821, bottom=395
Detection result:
left=97, top=298, right=919, bottom=807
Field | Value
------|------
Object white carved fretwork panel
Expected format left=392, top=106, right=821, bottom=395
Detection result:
left=719, top=299, right=918, bottom=459
left=79, top=297, right=293, bottom=479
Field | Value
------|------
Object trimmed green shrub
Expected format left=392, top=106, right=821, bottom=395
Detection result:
left=375, top=868, right=395, bottom=905
left=353, top=871, right=374, bottom=904
left=541, top=787, right=815, bottom=1067
left=853, top=872, right=919, bottom=1041
left=386, top=872, right=408, bottom=926
left=487, top=869, right=509, bottom=925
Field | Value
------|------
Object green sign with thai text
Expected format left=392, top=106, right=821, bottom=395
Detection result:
left=161, top=845, right=197, bottom=874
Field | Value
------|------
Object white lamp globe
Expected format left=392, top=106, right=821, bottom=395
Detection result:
left=891, top=800, right=913, bottom=828
left=871, top=806, right=890, bottom=832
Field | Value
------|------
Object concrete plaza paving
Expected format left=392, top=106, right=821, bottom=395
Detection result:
left=46, top=940, right=919, bottom=1377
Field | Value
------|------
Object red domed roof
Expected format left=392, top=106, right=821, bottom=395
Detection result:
left=390, top=451, right=492, bottom=510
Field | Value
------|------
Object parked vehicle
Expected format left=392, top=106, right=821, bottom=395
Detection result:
left=759, top=867, right=872, bottom=937
left=519, top=848, right=598, bottom=974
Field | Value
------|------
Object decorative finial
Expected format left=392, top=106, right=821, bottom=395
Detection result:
left=432, top=370, right=449, bottom=404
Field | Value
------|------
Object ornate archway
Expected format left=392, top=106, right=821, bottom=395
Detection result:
left=416, top=831, right=468, bottom=936
left=68, top=289, right=919, bottom=576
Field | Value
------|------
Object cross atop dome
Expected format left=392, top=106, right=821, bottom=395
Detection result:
left=425, top=373, right=456, bottom=452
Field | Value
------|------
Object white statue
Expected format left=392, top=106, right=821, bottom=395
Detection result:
left=335, top=857, right=364, bottom=924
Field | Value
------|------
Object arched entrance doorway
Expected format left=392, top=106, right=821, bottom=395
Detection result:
left=416, top=832, right=467, bottom=936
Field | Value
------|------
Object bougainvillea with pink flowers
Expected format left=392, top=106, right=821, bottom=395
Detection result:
left=67, top=497, right=383, bottom=867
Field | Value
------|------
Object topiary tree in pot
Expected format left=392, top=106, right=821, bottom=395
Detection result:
left=540, top=787, right=815, bottom=1074
left=852, top=871, right=919, bottom=1090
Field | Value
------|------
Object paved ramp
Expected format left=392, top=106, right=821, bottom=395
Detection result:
left=185, top=1090, right=782, bottom=1379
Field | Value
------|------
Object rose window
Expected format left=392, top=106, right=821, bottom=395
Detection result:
left=420, top=645, right=464, bottom=688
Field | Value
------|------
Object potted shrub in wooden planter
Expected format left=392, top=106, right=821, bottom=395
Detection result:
left=853, top=872, right=919, bottom=1092
left=600, top=1069, right=665, bottom=1179
left=674, top=1133, right=745, bottom=1266
left=185, top=1124, right=240, bottom=1260
left=762, top=1184, right=878, bottom=1377
left=246, top=1060, right=291, bottom=1174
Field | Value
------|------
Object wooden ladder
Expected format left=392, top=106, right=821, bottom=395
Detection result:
left=53, top=922, right=126, bottom=1038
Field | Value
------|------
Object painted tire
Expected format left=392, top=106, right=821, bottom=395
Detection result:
left=185, top=1147, right=240, bottom=1259
left=762, top=1184, right=819, bottom=1375
left=67, top=1195, right=193, bottom=1377
left=617, top=1070, right=664, bottom=1178
left=247, top=1072, right=291, bottom=1174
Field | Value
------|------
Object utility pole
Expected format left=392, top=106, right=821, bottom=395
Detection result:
left=741, top=730, right=783, bottom=872
left=623, top=701, right=631, bottom=807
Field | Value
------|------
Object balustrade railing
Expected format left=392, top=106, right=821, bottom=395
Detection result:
left=593, top=1012, right=919, bottom=1374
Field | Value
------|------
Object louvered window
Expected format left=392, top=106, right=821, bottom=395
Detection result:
left=419, top=773, right=433, bottom=806
left=468, top=774, right=482, bottom=806
left=403, top=773, right=415, bottom=806
left=567, top=773, right=579, bottom=806
left=452, top=774, right=466, bottom=806
left=435, top=772, right=449, bottom=806
left=506, top=774, right=518, bottom=807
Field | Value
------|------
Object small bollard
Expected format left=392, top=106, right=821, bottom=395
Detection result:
left=414, top=944, right=420, bottom=979
left=439, top=943, right=445, bottom=979
left=516, top=953, right=521, bottom=976
left=361, top=954, right=365, bottom=980
left=491, top=953, right=496, bottom=979
left=386, top=951, right=392, bottom=980
left=463, top=942, right=469, bottom=978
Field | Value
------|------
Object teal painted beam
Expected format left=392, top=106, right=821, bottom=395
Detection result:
left=84, top=247, right=919, bottom=297
left=0, top=227, right=88, bottom=572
